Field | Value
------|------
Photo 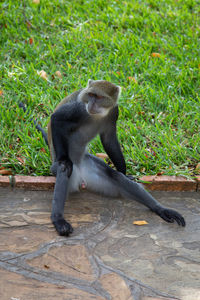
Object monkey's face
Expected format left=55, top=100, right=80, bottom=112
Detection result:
left=79, top=80, right=121, bottom=117
left=84, top=92, right=114, bottom=117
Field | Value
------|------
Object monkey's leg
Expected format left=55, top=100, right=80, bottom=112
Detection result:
left=51, top=162, right=73, bottom=236
left=51, top=161, right=58, bottom=175
left=84, top=154, right=185, bottom=226
left=118, top=176, right=185, bottom=226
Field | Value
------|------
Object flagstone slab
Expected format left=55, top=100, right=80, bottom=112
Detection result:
left=0, top=269, right=105, bottom=300
left=27, top=244, right=96, bottom=282
left=0, top=188, right=200, bottom=299
left=100, top=272, right=133, bottom=300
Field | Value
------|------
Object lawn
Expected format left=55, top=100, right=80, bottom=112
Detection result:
left=0, top=0, right=199, bottom=178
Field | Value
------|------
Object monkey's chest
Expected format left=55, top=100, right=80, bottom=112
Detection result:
left=68, top=127, right=99, bottom=163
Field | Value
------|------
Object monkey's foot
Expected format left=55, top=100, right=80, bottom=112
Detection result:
left=156, top=207, right=186, bottom=227
left=53, top=218, right=74, bottom=236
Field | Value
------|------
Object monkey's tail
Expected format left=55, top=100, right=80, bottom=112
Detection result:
left=19, top=102, right=49, bottom=146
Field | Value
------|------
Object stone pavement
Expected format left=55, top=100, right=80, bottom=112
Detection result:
left=0, top=188, right=200, bottom=300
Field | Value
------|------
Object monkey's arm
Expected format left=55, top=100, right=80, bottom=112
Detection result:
left=100, top=106, right=126, bottom=174
left=51, top=102, right=84, bottom=175
left=100, top=127, right=126, bottom=175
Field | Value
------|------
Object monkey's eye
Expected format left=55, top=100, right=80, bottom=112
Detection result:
left=88, top=92, right=103, bottom=100
left=96, top=95, right=103, bottom=99
left=88, top=92, right=96, bottom=98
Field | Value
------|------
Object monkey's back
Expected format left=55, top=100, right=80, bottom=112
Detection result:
left=47, top=89, right=83, bottom=159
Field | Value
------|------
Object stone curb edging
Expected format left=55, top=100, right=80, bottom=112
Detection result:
left=140, top=175, right=200, bottom=192
left=0, top=175, right=199, bottom=191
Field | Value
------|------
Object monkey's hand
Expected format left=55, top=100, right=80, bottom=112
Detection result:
left=58, top=159, right=73, bottom=177
left=53, top=218, right=73, bottom=236
left=155, top=207, right=186, bottom=226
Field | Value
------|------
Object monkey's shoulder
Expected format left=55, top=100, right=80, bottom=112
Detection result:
left=55, top=89, right=83, bottom=111
left=108, top=105, right=119, bottom=122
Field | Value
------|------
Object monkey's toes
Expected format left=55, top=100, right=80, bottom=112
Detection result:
left=53, top=219, right=74, bottom=236
left=157, top=208, right=186, bottom=227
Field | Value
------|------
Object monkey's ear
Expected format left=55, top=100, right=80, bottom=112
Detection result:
left=87, top=79, right=95, bottom=87
left=115, top=85, right=121, bottom=99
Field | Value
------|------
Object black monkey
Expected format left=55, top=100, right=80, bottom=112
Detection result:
left=20, top=80, right=185, bottom=236
left=47, top=79, right=185, bottom=236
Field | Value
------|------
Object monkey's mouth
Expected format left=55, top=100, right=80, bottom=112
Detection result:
left=88, top=110, right=99, bottom=115
left=87, top=107, right=100, bottom=115
left=86, top=103, right=101, bottom=115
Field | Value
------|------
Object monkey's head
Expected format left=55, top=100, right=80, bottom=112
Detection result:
left=78, top=80, right=121, bottom=117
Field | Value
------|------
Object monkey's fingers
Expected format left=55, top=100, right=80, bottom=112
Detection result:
left=53, top=219, right=73, bottom=236
left=157, top=208, right=186, bottom=227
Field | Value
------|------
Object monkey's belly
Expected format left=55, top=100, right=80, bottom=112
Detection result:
left=68, top=158, right=101, bottom=193
left=68, top=157, right=120, bottom=197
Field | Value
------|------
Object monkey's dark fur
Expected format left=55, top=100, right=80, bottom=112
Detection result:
left=20, top=79, right=185, bottom=236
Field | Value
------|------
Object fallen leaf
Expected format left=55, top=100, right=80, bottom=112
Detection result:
left=29, top=37, right=33, bottom=45
left=152, top=151, right=157, bottom=157
left=0, top=90, right=3, bottom=96
left=116, top=71, right=121, bottom=75
left=128, top=76, right=137, bottom=83
left=0, top=169, right=13, bottom=175
left=55, top=71, right=62, bottom=78
left=38, top=70, right=48, bottom=80
left=40, top=147, right=46, bottom=153
left=133, top=220, right=148, bottom=226
left=96, top=153, right=109, bottom=160
left=156, top=171, right=164, bottom=176
left=17, top=157, right=25, bottom=165
left=151, top=52, right=161, bottom=58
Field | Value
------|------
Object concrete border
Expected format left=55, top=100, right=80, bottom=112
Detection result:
left=0, top=175, right=199, bottom=191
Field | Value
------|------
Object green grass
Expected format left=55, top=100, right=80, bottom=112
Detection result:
left=0, top=0, right=199, bottom=178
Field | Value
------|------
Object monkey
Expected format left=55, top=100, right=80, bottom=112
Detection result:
left=44, top=79, right=185, bottom=236
left=19, top=80, right=185, bottom=236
